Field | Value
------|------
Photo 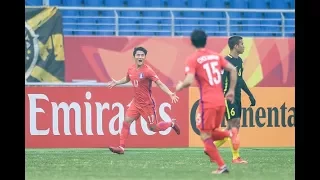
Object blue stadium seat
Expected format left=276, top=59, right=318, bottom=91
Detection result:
left=79, top=11, right=99, bottom=29
left=62, top=10, right=80, bottom=32
left=146, top=0, right=162, bottom=7
left=74, top=31, right=91, bottom=35
left=159, top=23, right=171, bottom=36
left=56, top=0, right=295, bottom=37
left=270, top=0, right=286, bottom=9
left=230, top=0, right=249, bottom=8
left=128, top=0, right=146, bottom=7
left=63, top=0, right=82, bottom=6
left=188, top=0, right=205, bottom=7
left=139, top=25, right=157, bottom=36
left=204, top=0, right=225, bottom=23
left=120, top=11, right=140, bottom=18
left=285, top=19, right=294, bottom=34
left=168, top=0, right=186, bottom=7
left=84, top=0, right=103, bottom=6
left=180, top=20, right=200, bottom=32
left=62, top=10, right=81, bottom=16
left=104, top=0, right=123, bottom=6
left=144, top=11, right=162, bottom=18
left=289, top=0, right=295, bottom=8
left=199, top=20, right=219, bottom=33
left=119, top=31, right=136, bottom=36
left=49, top=0, right=62, bottom=5
left=206, top=0, right=225, bottom=8
left=248, top=0, right=267, bottom=8
left=160, top=11, right=172, bottom=26
left=97, top=24, right=115, bottom=36
left=96, top=31, right=114, bottom=36
left=25, top=0, right=42, bottom=5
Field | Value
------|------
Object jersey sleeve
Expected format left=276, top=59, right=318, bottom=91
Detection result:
left=185, top=58, right=197, bottom=75
left=220, top=55, right=229, bottom=68
left=126, top=68, right=131, bottom=80
left=147, top=68, right=160, bottom=82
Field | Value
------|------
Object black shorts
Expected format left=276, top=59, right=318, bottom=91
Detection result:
left=225, top=99, right=242, bottom=120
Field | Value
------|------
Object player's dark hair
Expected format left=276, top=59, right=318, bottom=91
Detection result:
left=133, top=46, right=148, bottom=56
left=190, top=29, right=207, bottom=48
left=228, top=36, right=243, bottom=50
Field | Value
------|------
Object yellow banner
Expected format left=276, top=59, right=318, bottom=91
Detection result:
left=188, top=87, right=295, bottom=147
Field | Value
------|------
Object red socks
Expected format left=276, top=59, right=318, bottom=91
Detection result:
left=211, top=129, right=230, bottom=140
left=153, top=121, right=172, bottom=131
left=120, top=121, right=130, bottom=148
left=120, top=121, right=173, bottom=148
left=203, top=138, right=225, bottom=167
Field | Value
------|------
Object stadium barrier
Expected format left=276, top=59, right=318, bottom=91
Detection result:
left=25, top=84, right=294, bottom=148
left=25, top=85, right=189, bottom=148
left=189, top=87, right=295, bottom=147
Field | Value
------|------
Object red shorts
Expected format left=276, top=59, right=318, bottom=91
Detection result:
left=125, top=104, right=158, bottom=125
left=196, top=106, right=225, bottom=133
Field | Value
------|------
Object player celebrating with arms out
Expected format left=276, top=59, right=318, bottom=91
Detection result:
left=214, top=36, right=256, bottom=164
left=176, top=29, right=239, bottom=174
left=108, top=47, right=181, bottom=154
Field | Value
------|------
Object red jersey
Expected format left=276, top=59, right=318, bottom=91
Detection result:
left=185, top=48, right=229, bottom=108
left=127, top=64, right=159, bottom=108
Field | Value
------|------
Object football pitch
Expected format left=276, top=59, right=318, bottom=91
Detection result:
left=26, top=147, right=294, bottom=180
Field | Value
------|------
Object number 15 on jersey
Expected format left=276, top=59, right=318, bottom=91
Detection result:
left=203, top=61, right=222, bottom=86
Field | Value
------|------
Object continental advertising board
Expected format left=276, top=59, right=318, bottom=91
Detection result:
left=188, top=87, right=295, bottom=147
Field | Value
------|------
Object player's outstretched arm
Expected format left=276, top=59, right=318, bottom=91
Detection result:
left=175, top=73, right=194, bottom=92
left=107, top=76, right=130, bottom=88
left=155, top=80, right=179, bottom=103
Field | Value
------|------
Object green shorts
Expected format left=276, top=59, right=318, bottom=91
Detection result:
left=225, top=99, right=242, bottom=120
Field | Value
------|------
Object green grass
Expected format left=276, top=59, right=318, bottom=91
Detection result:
left=26, top=148, right=294, bottom=180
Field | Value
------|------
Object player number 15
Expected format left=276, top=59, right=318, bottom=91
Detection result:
left=203, top=61, right=221, bottom=86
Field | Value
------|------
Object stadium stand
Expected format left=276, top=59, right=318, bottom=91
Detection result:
left=25, top=0, right=295, bottom=37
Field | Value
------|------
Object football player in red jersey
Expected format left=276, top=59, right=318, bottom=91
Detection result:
left=108, top=47, right=180, bottom=154
left=176, top=30, right=239, bottom=174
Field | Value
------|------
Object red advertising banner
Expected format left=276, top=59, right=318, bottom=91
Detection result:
left=25, top=87, right=189, bottom=148
left=64, top=37, right=295, bottom=88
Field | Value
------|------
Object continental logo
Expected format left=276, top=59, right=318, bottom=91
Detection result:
left=190, top=100, right=295, bottom=135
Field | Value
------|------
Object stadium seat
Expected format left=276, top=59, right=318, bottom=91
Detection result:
left=62, top=10, right=81, bottom=16
left=230, top=0, right=249, bottom=8
left=270, top=0, right=286, bottom=9
left=248, top=0, right=267, bottom=8
left=104, top=0, right=123, bottom=6
left=49, top=0, right=62, bottom=6
left=168, top=0, right=186, bottom=7
left=54, top=0, right=295, bottom=37
left=84, top=0, right=103, bottom=6
left=204, top=0, right=225, bottom=24
left=97, top=24, right=115, bottom=35
left=188, top=0, right=205, bottom=7
left=25, top=0, right=42, bottom=5
left=206, top=0, right=225, bottom=8
left=199, top=20, right=219, bottom=33
left=127, top=0, right=146, bottom=7
left=146, top=0, right=161, bottom=7
left=63, top=0, right=81, bottom=6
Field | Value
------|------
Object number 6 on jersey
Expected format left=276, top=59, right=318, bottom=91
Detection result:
left=203, top=61, right=221, bottom=86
